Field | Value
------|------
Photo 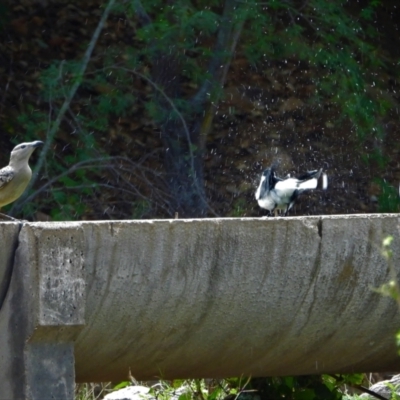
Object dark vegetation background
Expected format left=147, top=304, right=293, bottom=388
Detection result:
left=0, top=0, right=399, bottom=221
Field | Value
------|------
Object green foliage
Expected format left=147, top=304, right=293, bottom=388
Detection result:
left=17, top=107, right=48, bottom=140
left=375, top=235, right=400, bottom=363
left=13, top=0, right=392, bottom=220
left=229, top=198, right=247, bottom=217
left=75, top=374, right=400, bottom=400
left=131, top=199, right=151, bottom=219
left=375, top=180, right=400, bottom=213
left=382, top=235, right=394, bottom=259
left=145, top=379, right=239, bottom=400
left=332, top=374, right=364, bottom=387
left=385, top=382, right=400, bottom=400
left=247, top=375, right=345, bottom=400
left=241, top=0, right=388, bottom=174
left=21, top=123, right=100, bottom=220
left=375, top=278, right=400, bottom=300
left=374, top=234, right=399, bottom=300
left=15, top=58, right=138, bottom=220
left=91, top=376, right=369, bottom=400
left=113, top=381, right=131, bottom=390
left=75, top=382, right=112, bottom=400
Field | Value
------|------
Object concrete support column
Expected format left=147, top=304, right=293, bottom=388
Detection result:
left=25, top=342, right=76, bottom=399
left=0, top=224, right=85, bottom=400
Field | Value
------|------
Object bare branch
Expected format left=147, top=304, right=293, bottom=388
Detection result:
left=18, top=154, right=175, bottom=218
left=14, top=156, right=125, bottom=208
left=191, top=0, right=243, bottom=108
left=51, top=183, right=142, bottom=198
left=199, top=10, right=246, bottom=145
left=221, top=17, right=245, bottom=89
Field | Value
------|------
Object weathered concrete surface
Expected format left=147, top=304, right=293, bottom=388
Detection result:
left=0, top=223, right=85, bottom=399
left=0, top=215, right=400, bottom=396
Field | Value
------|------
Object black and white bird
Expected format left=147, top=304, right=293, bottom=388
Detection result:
left=255, top=166, right=328, bottom=216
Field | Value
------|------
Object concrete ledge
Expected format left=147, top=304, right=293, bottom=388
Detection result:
left=1, top=215, right=400, bottom=398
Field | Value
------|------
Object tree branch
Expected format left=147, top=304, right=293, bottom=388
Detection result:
left=18, top=155, right=176, bottom=218
left=198, top=11, right=246, bottom=146
left=191, top=0, right=242, bottom=108
left=18, top=157, right=122, bottom=206
left=10, top=0, right=116, bottom=215
left=111, top=66, right=219, bottom=217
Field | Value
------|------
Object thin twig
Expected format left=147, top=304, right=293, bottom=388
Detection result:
left=20, top=155, right=174, bottom=217
left=19, top=157, right=124, bottom=205
left=51, top=183, right=144, bottom=198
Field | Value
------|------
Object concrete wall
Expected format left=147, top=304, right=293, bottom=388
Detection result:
left=0, top=215, right=400, bottom=398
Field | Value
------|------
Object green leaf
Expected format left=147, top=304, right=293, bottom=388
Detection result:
left=113, top=381, right=131, bottom=389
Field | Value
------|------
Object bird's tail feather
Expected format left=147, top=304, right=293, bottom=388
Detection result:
left=296, top=169, right=321, bottom=181
left=320, top=173, right=328, bottom=190
left=297, top=169, right=328, bottom=190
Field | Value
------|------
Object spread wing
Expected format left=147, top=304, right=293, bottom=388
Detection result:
left=0, top=166, right=14, bottom=190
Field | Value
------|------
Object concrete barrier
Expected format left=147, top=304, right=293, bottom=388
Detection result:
left=0, top=215, right=400, bottom=399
